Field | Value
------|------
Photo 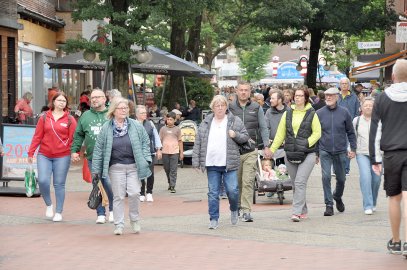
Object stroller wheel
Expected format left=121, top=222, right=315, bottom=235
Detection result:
left=278, top=192, right=284, bottom=205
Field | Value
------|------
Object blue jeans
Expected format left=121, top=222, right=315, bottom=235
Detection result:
left=37, top=154, right=71, bottom=213
left=88, top=159, right=113, bottom=216
left=206, top=166, right=239, bottom=221
left=320, top=150, right=347, bottom=207
left=356, top=154, right=382, bottom=210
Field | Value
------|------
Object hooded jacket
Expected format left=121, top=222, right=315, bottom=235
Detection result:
left=265, top=104, right=287, bottom=141
left=28, top=110, right=77, bottom=158
left=71, top=107, right=109, bottom=160
left=370, top=82, right=407, bottom=164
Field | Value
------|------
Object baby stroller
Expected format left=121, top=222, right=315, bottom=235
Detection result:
left=178, top=120, right=198, bottom=167
left=253, top=154, right=293, bottom=205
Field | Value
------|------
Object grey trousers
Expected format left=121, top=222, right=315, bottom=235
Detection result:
left=109, top=163, right=141, bottom=228
left=285, top=153, right=316, bottom=215
left=162, top=153, right=179, bottom=187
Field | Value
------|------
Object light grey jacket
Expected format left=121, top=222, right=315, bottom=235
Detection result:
left=92, top=118, right=152, bottom=179
left=192, top=112, right=249, bottom=172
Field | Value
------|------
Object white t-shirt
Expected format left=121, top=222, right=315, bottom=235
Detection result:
left=205, top=116, right=228, bottom=167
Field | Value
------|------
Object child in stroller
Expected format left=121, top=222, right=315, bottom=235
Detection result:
left=254, top=156, right=293, bottom=205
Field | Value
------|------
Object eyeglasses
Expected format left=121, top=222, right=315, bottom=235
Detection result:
left=91, top=96, right=105, bottom=100
left=116, top=107, right=129, bottom=111
left=214, top=104, right=227, bottom=108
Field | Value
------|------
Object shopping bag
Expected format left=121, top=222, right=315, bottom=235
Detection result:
left=25, top=166, right=37, bottom=197
left=82, top=159, right=92, bottom=183
left=87, top=175, right=102, bottom=209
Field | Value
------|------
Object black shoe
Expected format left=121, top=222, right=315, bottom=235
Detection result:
left=334, top=198, right=345, bottom=212
left=168, top=185, right=171, bottom=190
left=387, top=239, right=402, bottom=254
left=324, top=206, right=334, bottom=216
left=241, top=213, right=253, bottom=222
left=170, top=187, right=176, bottom=193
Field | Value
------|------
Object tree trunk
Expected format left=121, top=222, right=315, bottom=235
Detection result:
left=112, top=61, right=129, bottom=97
left=307, top=29, right=323, bottom=90
left=167, top=20, right=187, bottom=109
left=187, top=14, right=202, bottom=62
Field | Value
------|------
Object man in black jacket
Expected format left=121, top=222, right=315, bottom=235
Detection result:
left=369, top=59, right=407, bottom=256
left=229, top=82, right=271, bottom=222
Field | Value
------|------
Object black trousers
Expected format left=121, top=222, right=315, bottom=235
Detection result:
left=141, top=155, right=155, bottom=195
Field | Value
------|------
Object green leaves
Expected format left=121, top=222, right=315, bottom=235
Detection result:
left=239, top=45, right=273, bottom=82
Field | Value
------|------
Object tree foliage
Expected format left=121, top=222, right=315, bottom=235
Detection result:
left=254, top=0, right=398, bottom=89
left=66, top=0, right=164, bottom=95
left=239, top=45, right=273, bottom=82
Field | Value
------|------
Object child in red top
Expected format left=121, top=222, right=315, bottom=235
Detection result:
left=28, top=92, right=77, bottom=222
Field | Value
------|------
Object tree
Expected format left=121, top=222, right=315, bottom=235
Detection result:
left=239, top=45, right=273, bottom=82
left=254, top=0, right=398, bottom=89
left=200, top=0, right=261, bottom=69
left=66, top=0, right=164, bottom=96
left=321, top=30, right=385, bottom=75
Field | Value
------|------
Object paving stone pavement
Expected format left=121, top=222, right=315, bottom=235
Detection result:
left=0, top=159, right=406, bottom=269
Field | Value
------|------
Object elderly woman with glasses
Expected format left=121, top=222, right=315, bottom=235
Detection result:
left=92, top=97, right=152, bottom=235
left=192, top=95, right=249, bottom=229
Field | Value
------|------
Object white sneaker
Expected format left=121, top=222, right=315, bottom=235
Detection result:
left=364, top=209, right=373, bottom=215
left=373, top=207, right=377, bottom=212
left=46, top=205, right=54, bottom=218
left=108, top=212, right=114, bottom=223
left=146, top=193, right=154, bottom=202
left=96, top=215, right=106, bottom=224
left=53, top=213, right=62, bottom=222
left=140, top=195, right=145, bottom=202
left=130, top=221, right=141, bottom=233
left=114, top=226, right=123, bottom=235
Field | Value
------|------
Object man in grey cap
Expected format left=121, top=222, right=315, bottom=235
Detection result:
left=316, top=87, right=357, bottom=216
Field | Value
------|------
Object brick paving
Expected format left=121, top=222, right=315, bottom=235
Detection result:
left=0, top=161, right=406, bottom=269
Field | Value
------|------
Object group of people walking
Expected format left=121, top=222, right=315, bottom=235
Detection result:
left=28, top=88, right=184, bottom=235
left=25, top=59, right=407, bottom=256
left=193, top=60, right=407, bottom=257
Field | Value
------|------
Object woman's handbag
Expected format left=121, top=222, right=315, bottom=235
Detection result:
left=24, top=166, right=37, bottom=197
left=87, top=175, right=102, bottom=209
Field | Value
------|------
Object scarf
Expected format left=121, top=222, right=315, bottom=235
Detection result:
left=112, top=118, right=128, bottom=137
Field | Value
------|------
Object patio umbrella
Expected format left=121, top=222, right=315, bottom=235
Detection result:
left=46, top=46, right=213, bottom=77
left=46, top=52, right=106, bottom=70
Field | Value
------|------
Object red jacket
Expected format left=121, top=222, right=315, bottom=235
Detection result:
left=28, top=110, right=77, bottom=158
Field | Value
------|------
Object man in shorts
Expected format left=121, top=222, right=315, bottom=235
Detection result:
left=370, top=59, right=407, bottom=256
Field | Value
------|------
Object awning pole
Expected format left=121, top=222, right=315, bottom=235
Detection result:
left=128, top=64, right=137, bottom=109
left=159, top=75, right=167, bottom=109
left=182, top=76, right=188, bottom=107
